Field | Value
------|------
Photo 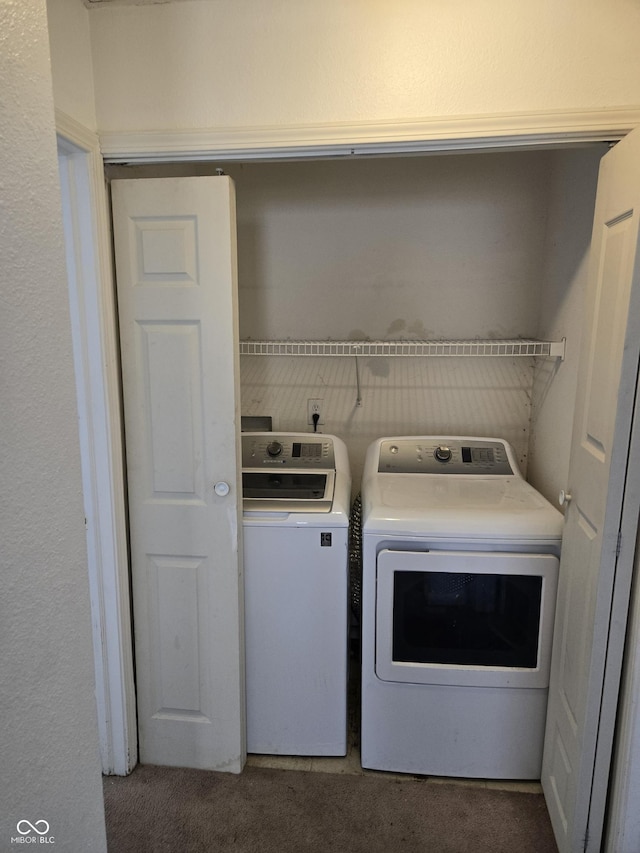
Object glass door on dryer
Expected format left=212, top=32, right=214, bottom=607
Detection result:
left=375, top=549, right=559, bottom=689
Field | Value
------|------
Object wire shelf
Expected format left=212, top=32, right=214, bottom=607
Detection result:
left=239, top=338, right=565, bottom=359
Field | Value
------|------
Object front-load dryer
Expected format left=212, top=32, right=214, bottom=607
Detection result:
left=242, top=432, right=351, bottom=756
left=360, top=436, right=563, bottom=779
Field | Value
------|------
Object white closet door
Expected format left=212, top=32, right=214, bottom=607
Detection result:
left=112, top=176, right=245, bottom=772
left=542, top=129, right=640, bottom=851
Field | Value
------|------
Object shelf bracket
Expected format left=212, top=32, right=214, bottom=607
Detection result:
left=549, top=337, right=566, bottom=361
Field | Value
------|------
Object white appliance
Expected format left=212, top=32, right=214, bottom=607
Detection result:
left=242, top=432, right=351, bottom=755
left=360, top=436, right=563, bottom=779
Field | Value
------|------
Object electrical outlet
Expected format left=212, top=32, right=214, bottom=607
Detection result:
left=307, top=398, right=325, bottom=426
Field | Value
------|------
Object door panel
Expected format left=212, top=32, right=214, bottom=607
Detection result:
left=140, top=322, right=205, bottom=498
left=542, top=129, right=640, bottom=852
left=112, top=177, right=245, bottom=772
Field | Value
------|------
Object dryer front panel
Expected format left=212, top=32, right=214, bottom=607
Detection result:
left=375, top=549, right=558, bottom=689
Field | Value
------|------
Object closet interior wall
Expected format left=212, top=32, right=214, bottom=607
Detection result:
left=106, top=146, right=605, bottom=499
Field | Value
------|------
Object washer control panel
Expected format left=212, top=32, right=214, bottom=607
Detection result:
left=242, top=434, right=335, bottom=469
left=378, top=438, right=514, bottom=475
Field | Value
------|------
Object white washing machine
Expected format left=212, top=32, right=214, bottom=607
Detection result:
left=360, top=436, right=563, bottom=779
left=242, top=432, right=351, bottom=756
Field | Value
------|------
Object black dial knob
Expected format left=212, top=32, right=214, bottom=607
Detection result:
left=434, top=445, right=452, bottom=462
left=266, top=441, right=283, bottom=458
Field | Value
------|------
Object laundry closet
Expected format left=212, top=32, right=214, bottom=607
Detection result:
left=108, top=136, right=640, bottom=853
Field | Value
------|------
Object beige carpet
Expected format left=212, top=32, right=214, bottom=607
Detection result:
left=103, top=763, right=558, bottom=852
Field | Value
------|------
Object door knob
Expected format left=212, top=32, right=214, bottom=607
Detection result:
left=214, top=481, right=230, bottom=497
left=558, top=489, right=572, bottom=507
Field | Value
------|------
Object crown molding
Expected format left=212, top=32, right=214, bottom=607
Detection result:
left=98, top=107, right=640, bottom=163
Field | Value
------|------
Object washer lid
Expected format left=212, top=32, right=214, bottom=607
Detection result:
left=242, top=470, right=335, bottom=513
left=362, top=474, right=563, bottom=539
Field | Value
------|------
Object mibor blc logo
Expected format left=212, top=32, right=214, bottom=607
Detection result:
left=11, top=820, right=55, bottom=845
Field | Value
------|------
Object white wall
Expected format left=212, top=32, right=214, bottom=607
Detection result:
left=0, top=2, right=107, bottom=850
left=47, top=0, right=97, bottom=130
left=88, top=0, right=640, bottom=134
left=233, top=155, right=549, bottom=341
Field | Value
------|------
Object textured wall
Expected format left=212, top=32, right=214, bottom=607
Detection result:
left=87, top=0, right=640, bottom=133
left=0, top=2, right=107, bottom=850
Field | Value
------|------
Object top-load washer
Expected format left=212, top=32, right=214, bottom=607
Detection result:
left=242, top=432, right=351, bottom=756
left=360, top=436, right=563, bottom=779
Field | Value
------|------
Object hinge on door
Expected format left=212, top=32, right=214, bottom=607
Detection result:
left=616, top=530, right=622, bottom=557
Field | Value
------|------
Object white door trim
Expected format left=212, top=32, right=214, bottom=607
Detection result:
left=99, top=107, right=640, bottom=163
left=56, top=110, right=137, bottom=776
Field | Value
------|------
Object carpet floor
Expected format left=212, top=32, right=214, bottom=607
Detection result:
left=103, top=763, right=559, bottom=853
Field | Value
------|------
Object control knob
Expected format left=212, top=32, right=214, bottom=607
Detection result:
left=266, top=440, right=283, bottom=458
left=434, top=445, right=452, bottom=463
